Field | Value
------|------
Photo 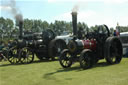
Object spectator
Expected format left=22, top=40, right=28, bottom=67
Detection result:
left=113, top=30, right=117, bottom=36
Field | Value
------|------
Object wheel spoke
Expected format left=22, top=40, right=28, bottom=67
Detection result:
left=19, top=47, right=34, bottom=64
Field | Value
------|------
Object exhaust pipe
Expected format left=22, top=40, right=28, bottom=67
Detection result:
left=19, top=21, right=23, bottom=39
left=71, top=12, right=77, bottom=37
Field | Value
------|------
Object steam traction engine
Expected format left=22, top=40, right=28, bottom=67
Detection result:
left=7, top=21, right=56, bottom=64
left=59, top=12, right=122, bottom=69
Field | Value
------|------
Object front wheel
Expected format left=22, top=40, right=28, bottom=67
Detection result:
left=79, top=49, right=93, bottom=69
left=59, top=49, right=72, bottom=68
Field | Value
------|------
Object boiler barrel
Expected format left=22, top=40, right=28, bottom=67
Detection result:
left=68, top=39, right=97, bottom=53
left=82, top=39, right=97, bottom=50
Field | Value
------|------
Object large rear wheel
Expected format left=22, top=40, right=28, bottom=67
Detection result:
left=105, top=37, right=122, bottom=64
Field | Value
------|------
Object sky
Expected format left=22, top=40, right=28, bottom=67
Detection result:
left=0, top=0, right=128, bottom=28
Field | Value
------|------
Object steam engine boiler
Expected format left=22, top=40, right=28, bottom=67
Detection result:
left=68, top=39, right=97, bottom=53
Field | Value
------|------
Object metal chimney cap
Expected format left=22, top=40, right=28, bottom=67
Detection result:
left=71, top=12, right=77, bottom=15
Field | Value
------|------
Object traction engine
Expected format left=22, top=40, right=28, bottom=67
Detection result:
left=59, top=12, right=123, bottom=69
left=7, top=21, right=56, bottom=64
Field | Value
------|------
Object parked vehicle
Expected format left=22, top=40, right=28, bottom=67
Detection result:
left=59, top=12, right=122, bottom=69
left=7, top=21, right=61, bottom=64
left=120, top=32, right=128, bottom=57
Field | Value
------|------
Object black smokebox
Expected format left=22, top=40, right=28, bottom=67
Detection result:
left=71, top=12, right=77, bottom=37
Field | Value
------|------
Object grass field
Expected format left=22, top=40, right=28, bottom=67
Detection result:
left=0, top=58, right=128, bottom=85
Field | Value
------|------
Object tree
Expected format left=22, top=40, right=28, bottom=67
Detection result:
left=89, top=25, right=99, bottom=32
left=6, top=18, right=14, bottom=38
left=23, top=18, right=33, bottom=31
left=119, top=26, right=128, bottom=32
left=0, top=17, right=14, bottom=39
left=0, top=17, right=5, bottom=40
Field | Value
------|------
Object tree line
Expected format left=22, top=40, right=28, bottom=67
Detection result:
left=0, top=17, right=128, bottom=40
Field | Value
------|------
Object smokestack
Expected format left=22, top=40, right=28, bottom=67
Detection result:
left=19, top=21, right=23, bottom=39
left=71, top=12, right=77, bottom=36
left=15, top=14, right=23, bottom=39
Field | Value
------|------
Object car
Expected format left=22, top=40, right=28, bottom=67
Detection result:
left=120, top=32, right=128, bottom=57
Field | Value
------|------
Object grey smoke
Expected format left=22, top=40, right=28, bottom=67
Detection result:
left=2, top=0, right=23, bottom=22
left=15, top=14, right=23, bottom=22
left=72, top=5, right=79, bottom=12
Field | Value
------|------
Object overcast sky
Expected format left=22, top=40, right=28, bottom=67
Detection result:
left=0, top=0, right=128, bottom=28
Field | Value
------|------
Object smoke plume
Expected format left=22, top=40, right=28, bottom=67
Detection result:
left=1, top=0, right=23, bottom=22
left=72, top=4, right=79, bottom=12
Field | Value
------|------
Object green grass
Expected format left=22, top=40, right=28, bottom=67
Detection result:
left=0, top=58, right=128, bottom=85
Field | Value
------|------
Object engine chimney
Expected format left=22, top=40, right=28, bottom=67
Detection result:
left=71, top=12, right=77, bottom=37
left=19, top=21, right=23, bottom=39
